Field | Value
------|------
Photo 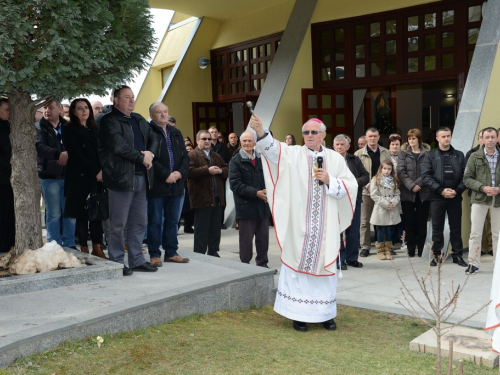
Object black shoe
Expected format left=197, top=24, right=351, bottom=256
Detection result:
left=100, top=244, right=108, bottom=250
left=323, top=319, right=337, bottom=331
left=123, top=266, right=133, bottom=276
left=221, top=224, right=227, bottom=230
left=390, top=250, right=396, bottom=255
left=359, top=249, right=370, bottom=257
left=346, top=260, right=363, bottom=268
left=184, top=227, right=194, bottom=233
left=465, top=264, right=478, bottom=275
left=341, top=262, right=347, bottom=270
left=430, top=259, right=438, bottom=267
left=452, top=256, right=467, bottom=267
left=293, top=321, right=308, bottom=332
left=131, top=262, right=158, bottom=272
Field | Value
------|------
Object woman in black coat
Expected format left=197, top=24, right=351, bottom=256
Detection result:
left=62, top=98, right=107, bottom=258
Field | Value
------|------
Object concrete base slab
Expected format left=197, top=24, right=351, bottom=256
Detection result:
left=0, top=248, right=123, bottom=297
left=0, top=251, right=275, bottom=368
left=410, top=324, right=498, bottom=368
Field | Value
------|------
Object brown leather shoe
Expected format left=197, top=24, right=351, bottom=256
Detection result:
left=91, top=244, right=109, bottom=260
left=80, top=246, right=89, bottom=254
left=164, top=255, right=190, bottom=263
left=150, top=257, right=162, bottom=267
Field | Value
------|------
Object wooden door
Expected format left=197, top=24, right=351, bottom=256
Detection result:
left=192, top=102, right=232, bottom=141
left=301, top=89, right=352, bottom=147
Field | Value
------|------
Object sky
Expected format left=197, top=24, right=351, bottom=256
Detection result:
left=82, top=8, right=174, bottom=106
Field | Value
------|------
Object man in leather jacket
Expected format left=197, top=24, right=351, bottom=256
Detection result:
left=99, top=86, right=159, bottom=276
left=422, top=127, right=467, bottom=267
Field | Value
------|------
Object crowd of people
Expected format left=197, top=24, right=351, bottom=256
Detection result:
left=0, top=89, right=497, bottom=331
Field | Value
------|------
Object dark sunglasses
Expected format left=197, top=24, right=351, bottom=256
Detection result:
left=302, top=130, right=321, bottom=135
left=199, top=137, right=211, bottom=141
left=218, top=136, right=224, bottom=140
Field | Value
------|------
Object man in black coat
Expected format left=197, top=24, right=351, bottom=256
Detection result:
left=209, top=125, right=231, bottom=229
left=0, top=98, right=15, bottom=252
left=147, top=102, right=190, bottom=267
left=333, top=134, right=368, bottom=270
left=422, top=127, right=467, bottom=267
left=229, top=131, right=270, bottom=267
left=36, top=99, right=76, bottom=248
left=99, top=86, right=159, bottom=276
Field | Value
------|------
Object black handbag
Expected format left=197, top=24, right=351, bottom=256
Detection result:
left=86, top=185, right=109, bottom=221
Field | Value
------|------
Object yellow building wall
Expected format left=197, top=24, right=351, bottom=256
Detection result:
left=161, top=17, right=221, bottom=139
left=135, top=19, right=198, bottom=118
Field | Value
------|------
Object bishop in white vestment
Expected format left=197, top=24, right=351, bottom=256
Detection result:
left=251, top=116, right=358, bottom=331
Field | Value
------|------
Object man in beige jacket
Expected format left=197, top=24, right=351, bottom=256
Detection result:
left=354, top=127, right=391, bottom=257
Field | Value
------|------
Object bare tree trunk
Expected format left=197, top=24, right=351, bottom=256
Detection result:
left=9, top=90, right=42, bottom=255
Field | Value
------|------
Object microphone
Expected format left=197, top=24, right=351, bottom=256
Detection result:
left=317, top=156, right=324, bottom=185
left=246, top=101, right=254, bottom=115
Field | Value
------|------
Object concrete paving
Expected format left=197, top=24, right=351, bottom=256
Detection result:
left=0, top=225, right=495, bottom=368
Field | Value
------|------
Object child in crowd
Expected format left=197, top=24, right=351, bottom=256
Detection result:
left=370, top=159, right=401, bottom=260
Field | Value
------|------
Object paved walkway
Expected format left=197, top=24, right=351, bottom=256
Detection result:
left=179, top=225, right=494, bottom=328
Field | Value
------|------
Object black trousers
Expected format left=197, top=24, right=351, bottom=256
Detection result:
left=401, top=193, right=430, bottom=256
left=0, top=183, right=15, bottom=252
left=193, top=198, right=223, bottom=256
left=430, top=196, right=463, bottom=257
left=239, top=217, right=269, bottom=266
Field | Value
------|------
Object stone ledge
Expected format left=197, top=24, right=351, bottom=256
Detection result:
left=0, top=248, right=123, bottom=297
left=410, top=324, right=499, bottom=368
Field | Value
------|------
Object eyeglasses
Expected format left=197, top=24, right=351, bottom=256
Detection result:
left=302, top=130, right=322, bottom=135
left=218, top=136, right=224, bottom=140
left=199, top=137, right=211, bottom=141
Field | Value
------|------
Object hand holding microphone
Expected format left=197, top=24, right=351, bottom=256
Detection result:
left=317, top=157, right=324, bottom=185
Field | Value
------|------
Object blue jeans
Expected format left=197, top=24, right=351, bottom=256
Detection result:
left=147, top=193, right=185, bottom=258
left=40, top=179, right=75, bottom=247
left=377, top=225, right=393, bottom=242
left=340, top=200, right=361, bottom=263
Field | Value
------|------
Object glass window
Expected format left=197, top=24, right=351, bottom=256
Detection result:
left=209, top=107, right=216, bottom=118
left=230, top=68, right=237, bottom=79
left=386, top=19, right=397, bottom=35
left=335, top=47, right=345, bottom=61
left=442, top=32, right=454, bottom=48
left=386, top=40, right=396, bottom=55
left=425, top=34, right=436, bottom=50
left=335, top=28, right=344, bottom=42
left=408, top=36, right=418, bottom=52
left=219, top=107, right=226, bottom=118
left=335, top=66, right=345, bottom=80
left=468, top=28, right=479, bottom=44
left=408, top=57, right=418, bottom=72
left=219, top=122, right=226, bottom=132
left=229, top=52, right=235, bottom=64
left=371, top=42, right=380, bottom=57
left=321, top=49, right=331, bottom=63
left=236, top=51, right=241, bottom=62
left=322, top=95, right=332, bottom=109
left=323, top=114, right=332, bottom=128
left=217, top=70, right=225, bottom=81
left=356, top=64, right=366, bottom=78
left=425, top=13, right=436, bottom=28
left=252, top=64, right=258, bottom=75
left=243, top=81, right=249, bottom=92
left=266, top=61, right=271, bottom=72
left=408, top=16, right=418, bottom=31
left=260, top=78, right=265, bottom=89
left=242, top=50, right=248, bottom=61
left=386, top=60, right=397, bottom=75
left=258, top=45, right=264, bottom=57
left=242, top=66, right=248, bottom=77
left=266, top=43, right=271, bottom=56
left=371, top=62, right=381, bottom=76
left=442, top=53, right=454, bottom=69
left=370, top=22, right=380, bottom=37
left=308, top=95, right=318, bottom=109
left=355, top=25, right=365, bottom=39
left=336, top=114, right=346, bottom=127
left=424, top=55, right=436, bottom=71
left=469, top=5, right=481, bottom=22
left=321, top=68, right=331, bottom=81
left=252, top=47, right=258, bottom=59
left=252, top=80, right=258, bottom=91
left=336, top=95, right=345, bottom=108
left=355, top=45, right=365, bottom=59
left=198, top=107, right=206, bottom=118
left=468, top=51, right=474, bottom=66
left=442, top=10, right=454, bottom=26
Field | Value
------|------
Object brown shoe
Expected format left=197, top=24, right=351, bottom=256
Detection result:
left=164, top=254, right=190, bottom=263
left=150, top=257, right=162, bottom=267
left=91, top=244, right=109, bottom=260
left=124, top=245, right=128, bottom=252
left=80, top=246, right=89, bottom=254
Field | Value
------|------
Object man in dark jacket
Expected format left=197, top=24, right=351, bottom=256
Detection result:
left=0, top=98, right=15, bottom=252
left=36, top=99, right=75, bottom=248
left=209, top=126, right=231, bottom=229
left=334, top=134, right=368, bottom=270
left=147, top=102, right=190, bottom=267
left=99, top=86, right=159, bottom=276
left=422, top=127, right=467, bottom=267
left=188, top=130, right=228, bottom=257
left=229, top=131, right=270, bottom=267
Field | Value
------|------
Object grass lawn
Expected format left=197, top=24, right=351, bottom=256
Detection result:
left=2, top=305, right=497, bottom=375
